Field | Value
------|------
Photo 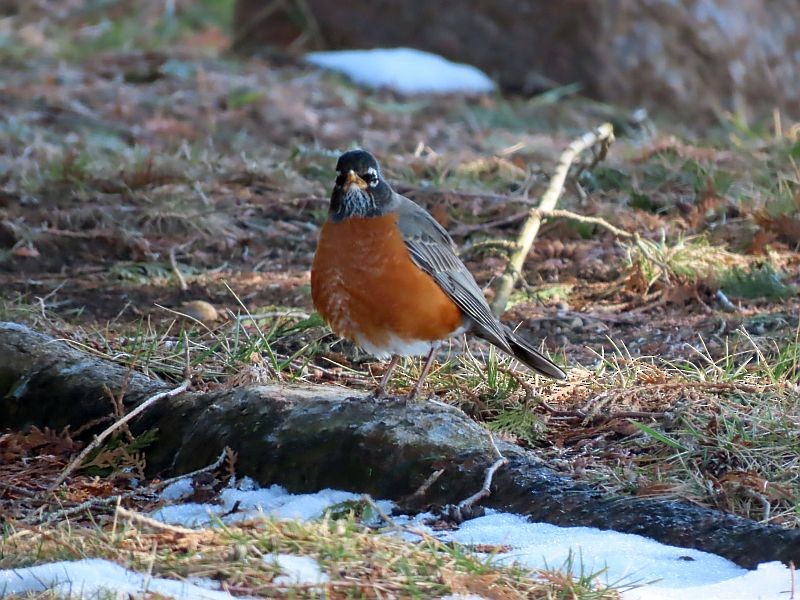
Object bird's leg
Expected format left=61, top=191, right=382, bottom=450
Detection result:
left=407, top=345, right=438, bottom=401
left=372, top=355, right=400, bottom=399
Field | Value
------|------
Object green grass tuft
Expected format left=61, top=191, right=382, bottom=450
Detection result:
left=719, top=265, right=797, bottom=300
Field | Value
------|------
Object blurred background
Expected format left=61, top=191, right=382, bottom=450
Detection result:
left=235, top=0, right=800, bottom=123
left=3, top=0, right=799, bottom=122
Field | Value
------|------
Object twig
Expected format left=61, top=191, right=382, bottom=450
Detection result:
left=360, top=494, right=443, bottom=543
left=230, top=0, right=284, bottom=50
left=31, top=448, right=229, bottom=525
left=169, top=246, right=189, bottom=292
left=408, top=468, right=446, bottom=500
left=237, top=310, right=311, bottom=321
left=460, top=239, right=519, bottom=257
left=491, top=123, right=615, bottom=314
left=536, top=208, right=633, bottom=239
left=361, top=494, right=401, bottom=530
left=498, top=366, right=582, bottom=418
left=115, top=506, right=197, bottom=535
left=442, top=433, right=508, bottom=524
left=740, top=487, right=772, bottom=523
left=450, top=455, right=508, bottom=523
left=449, top=210, right=530, bottom=236
left=1, top=482, right=38, bottom=498
left=44, top=378, right=191, bottom=496
left=715, top=289, right=738, bottom=312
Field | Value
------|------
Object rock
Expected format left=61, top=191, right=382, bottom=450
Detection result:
left=232, top=0, right=800, bottom=121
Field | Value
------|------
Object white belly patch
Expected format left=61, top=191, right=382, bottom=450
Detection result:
left=355, top=324, right=468, bottom=359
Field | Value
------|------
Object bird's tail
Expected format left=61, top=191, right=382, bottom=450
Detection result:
left=503, top=327, right=567, bottom=380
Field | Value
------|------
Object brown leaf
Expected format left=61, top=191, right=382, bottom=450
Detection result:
left=0, top=427, right=78, bottom=459
left=662, top=282, right=699, bottom=305
left=65, top=478, right=117, bottom=503
left=0, top=433, right=25, bottom=462
left=747, top=230, right=778, bottom=255
left=770, top=217, right=800, bottom=244
left=754, top=211, right=800, bottom=245
left=718, top=470, right=792, bottom=502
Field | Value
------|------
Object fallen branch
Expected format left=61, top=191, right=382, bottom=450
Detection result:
left=715, top=289, right=739, bottom=312
left=491, top=123, right=615, bottom=315
left=115, top=506, right=198, bottom=535
left=407, top=468, right=446, bottom=501
left=446, top=455, right=509, bottom=523
left=536, top=208, right=633, bottom=239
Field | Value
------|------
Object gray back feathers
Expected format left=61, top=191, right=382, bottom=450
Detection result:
left=393, top=193, right=512, bottom=353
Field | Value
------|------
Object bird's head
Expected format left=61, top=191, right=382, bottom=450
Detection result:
left=329, top=149, right=393, bottom=221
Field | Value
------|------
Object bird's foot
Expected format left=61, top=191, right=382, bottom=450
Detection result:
left=369, top=386, right=398, bottom=403
left=404, top=389, right=429, bottom=403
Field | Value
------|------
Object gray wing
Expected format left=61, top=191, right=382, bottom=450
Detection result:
left=393, top=193, right=512, bottom=353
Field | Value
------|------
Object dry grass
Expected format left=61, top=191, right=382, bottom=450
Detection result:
left=426, top=336, right=800, bottom=527
left=1, top=507, right=619, bottom=599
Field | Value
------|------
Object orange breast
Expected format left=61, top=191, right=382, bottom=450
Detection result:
left=311, top=214, right=463, bottom=357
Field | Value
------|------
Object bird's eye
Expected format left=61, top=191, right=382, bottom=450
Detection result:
left=363, top=167, right=379, bottom=187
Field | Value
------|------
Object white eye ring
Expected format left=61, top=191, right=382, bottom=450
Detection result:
left=366, top=167, right=379, bottom=187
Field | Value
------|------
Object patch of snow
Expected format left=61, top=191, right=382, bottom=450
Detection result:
left=231, top=475, right=258, bottom=491
left=160, top=477, right=194, bottom=501
left=0, top=558, right=234, bottom=599
left=416, top=512, right=743, bottom=589
left=306, top=48, right=496, bottom=95
left=266, top=554, right=329, bottom=586
left=625, top=561, right=792, bottom=600
left=153, top=481, right=393, bottom=527
left=394, top=510, right=791, bottom=600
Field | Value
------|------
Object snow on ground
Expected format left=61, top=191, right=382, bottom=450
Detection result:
left=266, top=554, right=329, bottom=586
left=0, top=554, right=332, bottom=599
left=153, top=479, right=793, bottom=600
left=306, top=47, right=496, bottom=95
left=1, top=479, right=791, bottom=599
left=0, top=558, right=234, bottom=599
left=394, top=511, right=792, bottom=599
left=153, top=477, right=394, bottom=526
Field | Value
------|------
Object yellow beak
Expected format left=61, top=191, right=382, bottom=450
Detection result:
left=344, top=170, right=368, bottom=190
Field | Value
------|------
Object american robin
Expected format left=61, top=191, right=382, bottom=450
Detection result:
left=311, top=149, right=566, bottom=398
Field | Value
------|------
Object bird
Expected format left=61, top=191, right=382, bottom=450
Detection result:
left=311, top=149, right=566, bottom=399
